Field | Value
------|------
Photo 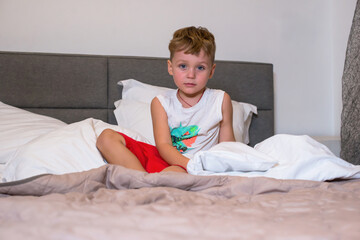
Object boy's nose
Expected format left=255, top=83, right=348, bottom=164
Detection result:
left=187, top=68, right=195, bottom=78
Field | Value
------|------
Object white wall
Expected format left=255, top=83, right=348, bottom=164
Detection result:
left=0, top=0, right=357, bottom=137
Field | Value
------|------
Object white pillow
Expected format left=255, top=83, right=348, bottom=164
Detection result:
left=116, top=79, right=257, bottom=144
left=0, top=101, right=66, bottom=164
left=119, top=79, right=171, bottom=103
left=2, top=118, right=149, bottom=182
left=114, top=99, right=154, bottom=144
left=231, top=100, right=257, bottom=143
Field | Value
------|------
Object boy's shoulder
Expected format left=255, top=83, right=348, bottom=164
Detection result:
left=156, top=88, right=176, bottom=99
left=206, top=88, right=226, bottom=98
left=207, top=88, right=225, bottom=94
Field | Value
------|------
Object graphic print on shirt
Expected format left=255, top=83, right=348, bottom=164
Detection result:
left=170, top=123, right=200, bottom=153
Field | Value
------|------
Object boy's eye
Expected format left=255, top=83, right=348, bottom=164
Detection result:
left=197, top=66, right=205, bottom=71
left=179, top=64, right=187, bottom=69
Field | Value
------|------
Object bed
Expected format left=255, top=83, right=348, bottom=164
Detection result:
left=0, top=51, right=360, bottom=239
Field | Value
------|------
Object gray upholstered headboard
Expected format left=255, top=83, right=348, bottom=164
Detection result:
left=0, top=51, right=273, bottom=146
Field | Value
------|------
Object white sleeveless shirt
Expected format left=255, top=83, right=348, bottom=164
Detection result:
left=156, top=88, right=224, bottom=158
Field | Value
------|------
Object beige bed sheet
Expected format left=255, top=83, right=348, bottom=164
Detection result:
left=1, top=164, right=359, bottom=240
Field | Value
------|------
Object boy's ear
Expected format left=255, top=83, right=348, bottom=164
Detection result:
left=167, top=60, right=174, bottom=76
left=209, top=63, right=216, bottom=79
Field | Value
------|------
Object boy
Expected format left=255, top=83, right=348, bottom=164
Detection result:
left=96, top=26, right=235, bottom=173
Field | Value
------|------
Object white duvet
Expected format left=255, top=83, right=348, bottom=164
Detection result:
left=2, top=118, right=360, bottom=182
left=188, top=135, right=360, bottom=181
left=2, top=118, right=149, bottom=182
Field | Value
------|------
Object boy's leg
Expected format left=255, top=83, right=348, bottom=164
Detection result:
left=161, top=166, right=187, bottom=173
left=96, top=129, right=146, bottom=172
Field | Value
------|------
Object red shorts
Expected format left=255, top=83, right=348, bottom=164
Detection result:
left=117, top=132, right=170, bottom=173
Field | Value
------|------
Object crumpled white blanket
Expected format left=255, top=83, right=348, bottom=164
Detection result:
left=2, top=118, right=148, bottom=182
left=187, top=134, right=360, bottom=181
left=3, top=118, right=360, bottom=182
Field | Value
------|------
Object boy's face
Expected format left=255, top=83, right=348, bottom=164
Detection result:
left=167, top=49, right=216, bottom=97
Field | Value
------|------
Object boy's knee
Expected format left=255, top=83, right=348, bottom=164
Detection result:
left=96, top=129, right=125, bottom=151
left=97, top=129, right=115, bottom=149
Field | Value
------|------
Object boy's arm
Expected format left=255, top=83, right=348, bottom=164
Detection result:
left=219, top=93, right=236, bottom=142
left=151, top=97, right=190, bottom=168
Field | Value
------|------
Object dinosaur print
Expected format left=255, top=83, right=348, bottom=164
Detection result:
left=170, top=123, right=200, bottom=153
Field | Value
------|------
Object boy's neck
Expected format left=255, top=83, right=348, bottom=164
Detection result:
left=177, top=89, right=205, bottom=108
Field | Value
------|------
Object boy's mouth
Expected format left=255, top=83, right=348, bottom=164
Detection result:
left=184, top=83, right=196, bottom=87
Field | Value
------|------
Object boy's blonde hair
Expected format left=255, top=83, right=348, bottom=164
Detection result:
left=169, top=26, right=216, bottom=64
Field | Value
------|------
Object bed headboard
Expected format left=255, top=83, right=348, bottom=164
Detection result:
left=0, top=51, right=274, bottom=146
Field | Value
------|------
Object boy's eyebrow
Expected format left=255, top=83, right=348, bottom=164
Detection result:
left=173, top=59, right=210, bottom=65
left=195, top=61, right=211, bottom=66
